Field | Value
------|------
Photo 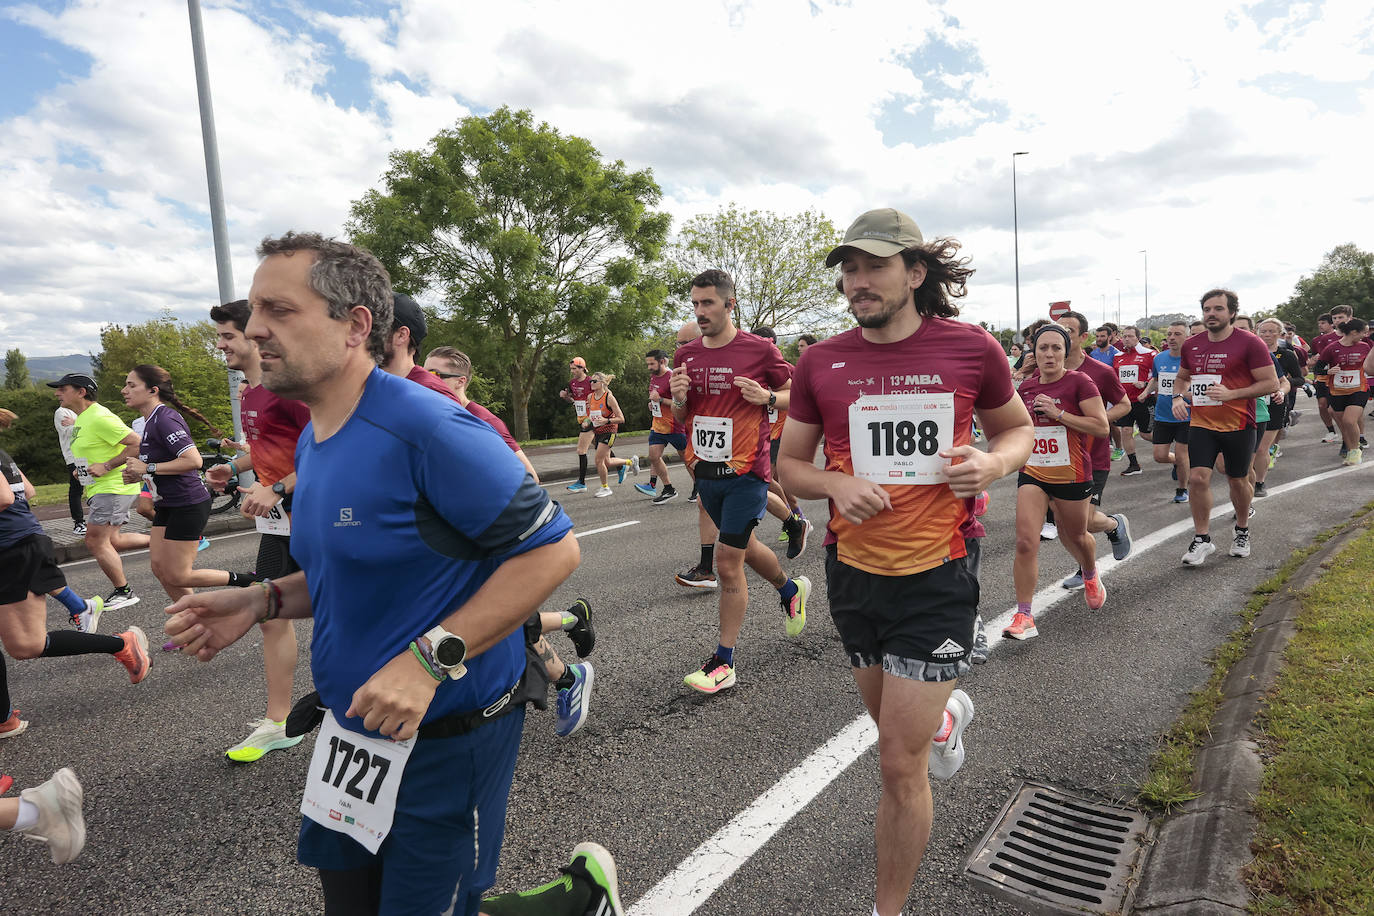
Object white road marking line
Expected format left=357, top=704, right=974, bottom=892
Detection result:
left=576, top=521, right=640, bottom=538
left=58, top=529, right=258, bottom=569
left=630, top=461, right=1372, bottom=913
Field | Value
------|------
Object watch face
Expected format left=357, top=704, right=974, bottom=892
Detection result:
left=434, top=636, right=466, bottom=667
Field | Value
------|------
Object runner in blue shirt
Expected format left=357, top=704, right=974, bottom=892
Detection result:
left=165, top=232, right=624, bottom=916
left=1145, top=320, right=1192, bottom=503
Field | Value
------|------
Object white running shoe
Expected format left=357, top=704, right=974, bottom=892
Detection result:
left=1182, top=536, right=1216, bottom=566
left=18, top=768, right=86, bottom=865
left=929, top=689, right=974, bottom=780
left=225, top=718, right=303, bottom=763
left=78, top=596, right=103, bottom=634
left=1230, top=527, right=1251, bottom=558
left=628, top=455, right=640, bottom=476
left=1040, top=522, right=1058, bottom=541
left=594, top=485, right=613, bottom=498
left=1321, top=431, right=1339, bottom=443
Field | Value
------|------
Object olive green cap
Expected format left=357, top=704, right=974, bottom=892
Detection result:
left=824, top=208, right=924, bottom=267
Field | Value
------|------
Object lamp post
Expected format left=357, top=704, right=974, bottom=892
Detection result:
left=1012, top=151, right=1029, bottom=340
left=1139, top=249, right=1149, bottom=322
left=1115, top=278, right=1121, bottom=325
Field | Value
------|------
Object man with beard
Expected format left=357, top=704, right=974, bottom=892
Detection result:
left=778, top=209, right=1032, bottom=916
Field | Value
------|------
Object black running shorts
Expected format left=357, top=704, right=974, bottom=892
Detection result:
left=0, top=534, right=66, bottom=604
left=255, top=532, right=300, bottom=579
left=1113, top=401, right=1152, bottom=431
left=1017, top=472, right=1093, bottom=501
left=825, top=544, right=977, bottom=680
left=152, top=499, right=212, bottom=541
left=1328, top=392, right=1368, bottom=412
left=1152, top=420, right=1190, bottom=446
left=1187, top=426, right=1257, bottom=479
left=1089, top=469, right=1109, bottom=507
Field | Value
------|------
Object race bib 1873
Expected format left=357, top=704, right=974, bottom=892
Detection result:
left=848, top=392, right=954, bottom=485
left=692, top=416, right=733, bottom=463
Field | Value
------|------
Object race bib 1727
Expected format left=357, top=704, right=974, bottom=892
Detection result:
left=300, top=712, right=414, bottom=854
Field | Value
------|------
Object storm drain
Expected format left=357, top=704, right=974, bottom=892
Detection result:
left=965, top=780, right=1153, bottom=915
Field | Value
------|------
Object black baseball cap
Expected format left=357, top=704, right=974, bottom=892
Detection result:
left=391, top=293, right=426, bottom=345
left=46, top=373, right=98, bottom=394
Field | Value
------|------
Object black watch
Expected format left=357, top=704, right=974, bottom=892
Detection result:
left=271, top=481, right=287, bottom=497
left=767, top=392, right=777, bottom=409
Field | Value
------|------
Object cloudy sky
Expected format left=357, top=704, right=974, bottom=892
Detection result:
left=3, top=0, right=1372, bottom=357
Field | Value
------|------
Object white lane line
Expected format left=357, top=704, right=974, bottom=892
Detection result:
left=628, top=716, right=879, bottom=916
left=58, top=528, right=259, bottom=569
left=576, top=521, right=640, bottom=539
left=629, top=461, right=1372, bottom=913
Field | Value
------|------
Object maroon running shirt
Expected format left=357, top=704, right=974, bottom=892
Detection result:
left=406, top=365, right=463, bottom=404
left=465, top=400, right=521, bottom=453
left=1017, top=369, right=1098, bottom=484
left=240, top=383, right=310, bottom=487
left=1181, top=329, right=1272, bottom=432
left=1053, top=355, right=1124, bottom=473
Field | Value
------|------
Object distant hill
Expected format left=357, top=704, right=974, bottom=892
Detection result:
left=26, top=354, right=93, bottom=384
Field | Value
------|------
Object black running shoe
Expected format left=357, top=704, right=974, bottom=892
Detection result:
left=567, top=599, right=595, bottom=658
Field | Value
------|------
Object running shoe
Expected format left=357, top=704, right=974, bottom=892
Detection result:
left=970, top=616, right=989, bottom=665
left=929, top=689, right=974, bottom=781
left=1106, top=513, right=1132, bottom=560
left=1361, top=437, right=1368, bottom=449
left=1084, top=575, right=1107, bottom=610
left=1253, top=481, right=1269, bottom=499
left=1230, top=527, right=1251, bottom=558
left=633, top=483, right=656, bottom=497
left=563, top=842, right=625, bottom=916
left=1111, top=447, right=1125, bottom=462
left=17, top=768, right=85, bottom=865
left=594, top=485, right=613, bottom=498
left=616, top=464, right=627, bottom=484
left=784, top=517, right=812, bottom=561
left=1345, top=447, right=1363, bottom=466
left=1322, top=431, right=1340, bottom=443
left=1002, top=612, right=1038, bottom=640
left=1171, top=465, right=1177, bottom=481
left=687, top=486, right=698, bottom=503
left=1121, top=463, right=1143, bottom=477
left=567, top=598, right=595, bottom=658
left=1231, top=506, right=1256, bottom=521
left=77, top=596, right=103, bottom=635
left=972, top=426, right=984, bottom=443
left=554, top=662, right=595, bottom=737
left=1173, top=490, right=1189, bottom=503
left=72, top=523, right=86, bottom=536
left=684, top=654, right=735, bottom=694
left=1339, top=446, right=1348, bottom=460
left=1267, top=453, right=1276, bottom=470
left=1039, top=521, right=1058, bottom=541
left=782, top=576, right=809, bottom=637
left=674, top=565, right=717, bottom=589
left=628, top=456, right=640, bottom=476
left=778, top=527, right=790, bottom=543
left=114, top=627, right=151, bottom=684
left=103, top=585, right=139, bottom=611
left=973, top=490, right=989, bottom=517
left=0, top=708, right=28, bottom=739
left=197, top=537, right=210, bottom=552
left=1182, top=535, right=1216, bottom=566
left=225, top=718, right=303, bottom=763
left=651, top=486, right=678, bottom=505
left=1061, top=569, right=1084, bottom=590
left=566, top=481, right=587, bottom=492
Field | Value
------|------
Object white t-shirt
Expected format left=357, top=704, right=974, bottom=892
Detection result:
left=55, top=407, right=78, bottom=464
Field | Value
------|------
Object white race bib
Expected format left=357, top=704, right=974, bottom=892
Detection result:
left=1157, top=371, right=1177, bottom=396
left=692, top=416, right=733, bottom=463
left=648, top=400, right=662, bottom=418
left=255, top=500, right=291, bottom=535
left=300, top=712, right=414, bottom=854
left=1027, top=425, right=1070, bottom=468
left=767, top=406, right=779, bottom=424
left=588, top=409, right=603, bottom=419
left=573, top=400, right=588, bottom=418
left=1333, top=368, right=1361, bottom=390
left=1117, top=365, right=1139, bottom=384
left=1189, top=373, right=1222, bottom=407
left=74, top=458, right=92, bottom=487
left=848, top=392, right=955, bottom=485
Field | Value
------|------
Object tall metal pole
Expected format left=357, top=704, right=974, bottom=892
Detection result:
left=1139, top=249, right=1149, bottom=322
left=1115, top=278, right=1121, bottom=325
left=187, top=0, right=244, bottom=444
left=1101, top=293, right=1106, bottom=325
left=1012, top=152, right=1029, bottom=341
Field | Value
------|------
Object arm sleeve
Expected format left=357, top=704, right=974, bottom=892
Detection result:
left=162, top=413, right=196, bottom=456
left=763, top=345, right=794, bottom=390
left=974, top=332, right=1016, bottom=410
left=786, top=351, right=820, bottom=425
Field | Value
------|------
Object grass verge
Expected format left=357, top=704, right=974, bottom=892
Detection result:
left=1245, top=523, right=1374, bottom=915
left=27, top=482, right=68, bottom=508
left=519, top=428, right=651, bottom=449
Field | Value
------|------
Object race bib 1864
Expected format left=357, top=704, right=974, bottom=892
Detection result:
left=848, top=393, right=954, bottom=485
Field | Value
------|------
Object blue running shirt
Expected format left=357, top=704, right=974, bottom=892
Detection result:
left=1152, top=350, right=1187, bottom=423
left=291, top=369, right=572, bottom=735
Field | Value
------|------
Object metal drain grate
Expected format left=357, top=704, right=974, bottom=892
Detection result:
left=965, top=780, right=1153, bottom=915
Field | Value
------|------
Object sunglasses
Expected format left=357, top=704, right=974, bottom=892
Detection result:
left=428, top=369, right=465, bottom=380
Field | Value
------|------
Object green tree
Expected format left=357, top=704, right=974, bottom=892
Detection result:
left=0, top=387, right=69, bottom=484
left=4, top=348, right=29, bottom=389
left=348, top=106, right=671, bottom=439
left=1275, top=244, right=1374, bottom=335
left=92, top=313, right=233, bottom=437
left=667, top=204, right=846, bottom=334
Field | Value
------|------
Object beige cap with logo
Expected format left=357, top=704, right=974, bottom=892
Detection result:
left=824, top=208, right=924, bottom=267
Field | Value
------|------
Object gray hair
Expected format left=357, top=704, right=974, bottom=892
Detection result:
left=256, top=231, right=394, bottom=362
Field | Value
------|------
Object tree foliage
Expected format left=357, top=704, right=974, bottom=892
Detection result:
left=0, top=387, right=69, bottom=484
left=91, top=314, right=234, bottom=437
left=348, top=106, right=672, bottom=439
left=4, top=348, right=30, bottom=389
left=667, top=204, right=847, bottom=334
left=1275, top=244, right=1374, bottom=335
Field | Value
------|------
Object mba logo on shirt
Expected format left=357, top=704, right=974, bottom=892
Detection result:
left=334, top=507, right=362, bottom=528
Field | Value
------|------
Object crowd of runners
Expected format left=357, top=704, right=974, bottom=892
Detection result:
left=1, top=207, right=1368, bottom=916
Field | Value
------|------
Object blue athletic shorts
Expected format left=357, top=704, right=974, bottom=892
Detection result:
left=297, top=707, right=525, bottom=916
left=648, top=431, right=687, bottom=451
left=695, top=473, right=768, bottom=548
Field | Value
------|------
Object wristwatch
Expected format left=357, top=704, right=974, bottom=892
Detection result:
left=421, top=625, right=468, bottom=680
left=271, top=481, right=287, bottom=497
left=146, top=463, right=158, bottom=476
left=767, top=391, right=777, bottom=409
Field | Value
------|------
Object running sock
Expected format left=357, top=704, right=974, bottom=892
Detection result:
left=778, top=578, right=799, bottom=603
left=1017, top=601, right=1032, bottom=616
left=1176, top=488, right=1187, bottom=497
left=699, top=543, right=714, bottom=570
left=1326, top=425, right=1335, bottom=432
left=649, top=475, right=658, bottom=488
left=559, top=612, right=578, bottom=631
left=716, top=644, right=735, bottom=665
left=40, top=631, right=125, bottom=657
left=1236, top=526, right=1249, bottom=534
left=1084, top=570, right=1100, bottom=586
left=226, top=571, right=263, bottom=587
left=10, top=800, right=39, bottom=832
left=1196, top=534, right=1211, bottom=542
left=555, top=667, right=576, bottom=690
left=577, top=453, right=588, bottom=483
left=481, top=872, right=590, bottom=916
left=0, top=654, right=9, bottom=724
left=52, top=587, right=85, bottom=616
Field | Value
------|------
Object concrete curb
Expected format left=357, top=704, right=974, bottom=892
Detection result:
left=1131, top=515, right=1371, bottom=914
left=46, top=511, right=257, bottom=565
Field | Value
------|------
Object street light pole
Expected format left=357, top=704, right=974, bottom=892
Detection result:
left=1115, top=278, right=1121, bottom=325
left=1139, top=249, right=1149, bottom=322
left=1012, top=151, right=1029, bottom=341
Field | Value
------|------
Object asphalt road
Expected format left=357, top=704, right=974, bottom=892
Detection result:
left=2, top=413, right=1369, bottom=915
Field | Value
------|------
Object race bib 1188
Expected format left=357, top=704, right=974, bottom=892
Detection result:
left=848, top=392, right=954, bottom=485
